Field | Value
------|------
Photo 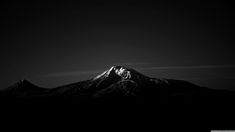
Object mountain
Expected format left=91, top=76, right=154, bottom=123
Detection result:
left=1, top=66, right=235, bottom=130
left=1, top=66, right=234, bottom=104
left=0, top=79, right=48, bottom=98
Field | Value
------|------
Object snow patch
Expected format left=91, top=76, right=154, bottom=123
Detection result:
left=114, top=67, right=131, bottom=79
left=93, top=66, right=131, bottom=80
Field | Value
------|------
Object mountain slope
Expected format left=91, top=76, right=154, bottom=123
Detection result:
left=0, top=66, right=234, bottom=104
left=0, top=79, right=47, bottom=98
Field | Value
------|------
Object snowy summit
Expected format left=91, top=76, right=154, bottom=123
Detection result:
left=94, top=66, right=132, bottom=80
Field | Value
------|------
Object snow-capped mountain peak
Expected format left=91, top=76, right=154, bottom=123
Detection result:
left=94, top=66, right=132, bottom=80
left=113, top=66, right=131, bottom=79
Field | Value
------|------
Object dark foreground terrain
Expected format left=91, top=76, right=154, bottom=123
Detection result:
left=0, top=66, right=234, bottom=131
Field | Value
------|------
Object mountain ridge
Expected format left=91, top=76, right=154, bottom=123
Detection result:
left=1, top=65, right=235, bottom=130
left=0, top=66, right=234, bottom=104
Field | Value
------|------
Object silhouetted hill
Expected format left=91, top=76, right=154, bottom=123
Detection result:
left=0, top=79, right=48, bottom=97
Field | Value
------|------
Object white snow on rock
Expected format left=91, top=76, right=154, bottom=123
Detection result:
left=93, top=66, right=131, bottom=80
left=114, top=67, right=131, bottom=79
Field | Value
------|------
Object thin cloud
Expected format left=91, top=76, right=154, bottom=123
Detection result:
left=43, top=62, right=149, bottom=77
left=42, top=64, right=235, bottom=78
left=139, top=64, right=235, bottom=70
left=44, top=70, right=103, bottom=77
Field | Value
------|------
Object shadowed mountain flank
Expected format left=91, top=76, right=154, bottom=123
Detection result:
left=0, top=66, right=234, bottom=105
left=1, top=66, right=235, bottom=130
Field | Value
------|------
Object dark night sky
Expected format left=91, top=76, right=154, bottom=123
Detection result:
left=1, top=1, right=235, bottom=89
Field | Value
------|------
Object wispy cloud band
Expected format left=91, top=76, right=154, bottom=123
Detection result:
left=139, top=64, right=235, bottom=70
left=42, top=64, right=235, bottom=78
left=44, top=70, right=103, bottom=77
